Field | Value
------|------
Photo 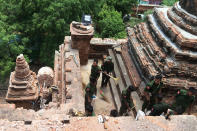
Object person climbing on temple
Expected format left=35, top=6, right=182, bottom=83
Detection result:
left=119, top=85, right=136, bottom=116
left=142, top=74, right=163, bottom=112
left=85, top=78, right=97, bottom=115
left=90, top=59, right=101, bottom=87
left=149, top=94, right=169, bottom=116
left=101, top=56, right=114, bottom=88
left=165, top=87, right=196, bottom=119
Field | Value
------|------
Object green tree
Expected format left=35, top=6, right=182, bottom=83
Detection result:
left=0, top=12, right=27, bottom=82
left=97, top=4, right=126, bottom=38
left=128, top=9, right=153, bottom=28
left=0, top=0, right=84, bottom=66
left=79, top=0, right=105, bottom=20
left=115, top=0, right=137, bottom=15
left=104, top=0, right=137, bottom=15
left=0, top=0, right=136, bottom=82
left=162, top=0, right=178, bottom=6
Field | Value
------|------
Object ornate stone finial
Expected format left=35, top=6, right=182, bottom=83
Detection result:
left=14, top=54, right=30, bottom=79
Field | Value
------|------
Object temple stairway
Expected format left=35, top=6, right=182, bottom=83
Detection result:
left=108, top=48, right=143, bottom=116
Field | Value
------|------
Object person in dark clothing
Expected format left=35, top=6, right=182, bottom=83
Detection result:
left=149, top=95, right=169, bottom=116
left=142, top=74, right=163, bottom=112
left=86, top=105, right=94, bottom=116
left=165, top=87, right=196, bottom=119
left=110, top=109, right=118, bottom=117
left=90, top=59, right=101, bottom=86
left=119, top=85, right=136, bottom=116
left=169, top=87, right=195, bottom=115
left=101, top=56, right=114, bottom=88
left=85, top=79, right=97, bottom=115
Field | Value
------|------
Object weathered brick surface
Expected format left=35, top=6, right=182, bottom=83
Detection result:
left=154, top=8, right=197, bottom=51
left=70, top=22, right=94, bottom=65
left=179, top=0, right=197, bottom=16
left=53, top=36, right=85, bottom=114
left=89, top=38, right=124, bottom=58
left=168, top=8, right=197, bottom=36
left=126, top=3, right=197, bottom=90
left=173, top=2, right=197, bottom=26
left=0, top=112, right=196, bottom=131
left=6, top=54, right=39, bottom=103
left=0, top=104, right=15, bottom=109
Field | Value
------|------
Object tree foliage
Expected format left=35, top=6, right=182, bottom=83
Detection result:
left=0, top=0, right=137, bottom=82
left=162, top=0, right=178, bottom=6
left=97, top=4, right=126, bottom=38
left=128, top=9, right=153, bottom=28
left=115, top=0, right=137, bottom=15
left=106, top=0, right=137, bottom=15
left=0, top=0, right=85, bottom=66
left=0, top=12, right=26, bottom=82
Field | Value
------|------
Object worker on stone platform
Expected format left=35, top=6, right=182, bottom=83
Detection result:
left=149, top=95, right=169, bottom=116
left=90, top=59, right=101, bottom=87
left=85, top=78, right=97, bottom=115
left=119, top=85, right=136, bottom=116
left=142, top=74, right=163, bottom=112
left=101, top=56, right=114, bottom=88
left=166, top=87, right=196, bottom=116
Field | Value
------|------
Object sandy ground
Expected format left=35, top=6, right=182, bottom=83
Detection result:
left=80, top=59, right=115, bottom=115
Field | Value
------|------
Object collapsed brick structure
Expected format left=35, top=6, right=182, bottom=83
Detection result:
left=6, top=54, right=39, bottom=108
left=53, top=36, right=84, bottom=113
left=119, top=2, right=197, bottom=112
left=70, top=21, right=94, bottom=65
left=37, top=67, right=54, bottom=100
left=2, top=1, right=197, bottom=129
left=89, top=38, right=127, bottom=58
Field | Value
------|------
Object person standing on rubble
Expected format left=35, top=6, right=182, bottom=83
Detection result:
left=142, top=74, right=163, bottom=112
left=90, top=59, right=101, bottom=88
left=165, top=87, right=196, bottom=117
left=119, top=85, right=136, bottom=116
left=85, top=78, right=97, bottom=116
left=101, top=56, right=114, bottom=88
left=149, top=95, right=169, bottom=116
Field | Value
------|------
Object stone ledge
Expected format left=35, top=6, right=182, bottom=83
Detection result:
left=168, top=8, right=197, bottom=36
left=0, top=115, right=196, bottom=131
left=154, top=8, right=197, bottom=51
left=173, top=2, right=197, bottom=26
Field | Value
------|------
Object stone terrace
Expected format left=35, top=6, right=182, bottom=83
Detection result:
left=125, top=2, right=197, bottom=92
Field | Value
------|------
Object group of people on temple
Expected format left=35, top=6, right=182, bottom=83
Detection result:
left=84, top=56, right=114, bottom=116
left=142, top=75, right=195, bottom=118
left=84, top=56, right=196, bottom=118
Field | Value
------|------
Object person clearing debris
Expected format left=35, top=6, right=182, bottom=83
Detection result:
left=148, top=87, right=196, bottom=119
left=149, top=95, right=169, bottom=116
left=101, top=56, right=114, bottom=88
left=90, top=59, right=102, bottom=87
left=119, top=85, right=136, bottom=116
left=85, top=78, right=97, bottom=116
left=165, top=87, right=196, bottom=119
left=142, top=74, right=163, bottom=112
